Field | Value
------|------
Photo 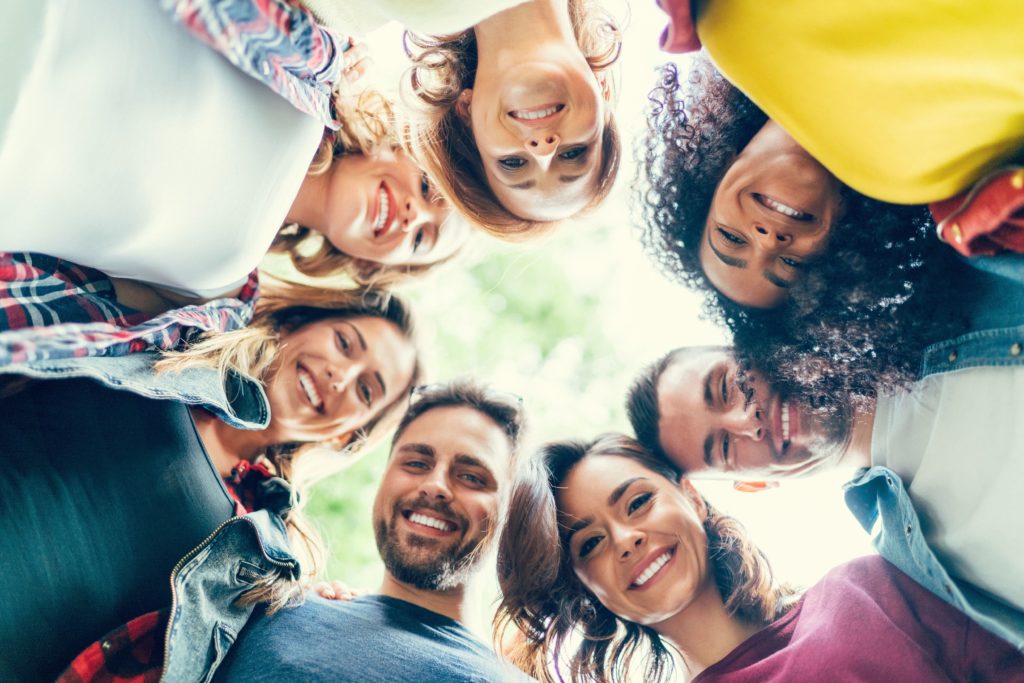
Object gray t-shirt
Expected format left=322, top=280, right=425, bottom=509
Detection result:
left=215, top=594, right=534, bottom=682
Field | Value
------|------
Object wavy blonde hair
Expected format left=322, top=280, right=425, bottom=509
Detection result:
left=496, top=434, right=795, bottom=683
left=403, top=0, right=623, bottom=240
left=159, top=278, right=423, bottom=611
left=269, top=90, right=460, bottom=287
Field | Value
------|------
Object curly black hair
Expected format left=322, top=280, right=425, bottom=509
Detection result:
left=634, top=56, right=969, bottom=409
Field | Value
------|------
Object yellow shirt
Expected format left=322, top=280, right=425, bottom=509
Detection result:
left=697, top=0, right=1024, bottom=204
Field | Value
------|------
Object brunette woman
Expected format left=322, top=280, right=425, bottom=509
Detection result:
left=497, top=434, right=1024, bottom=682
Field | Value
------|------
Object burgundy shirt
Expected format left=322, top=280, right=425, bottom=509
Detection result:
left=695, top=556, right=1024, bottom=683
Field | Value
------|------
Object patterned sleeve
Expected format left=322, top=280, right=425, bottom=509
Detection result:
left=159, top=0, right=346, bottom=129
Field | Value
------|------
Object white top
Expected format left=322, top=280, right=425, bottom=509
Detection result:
left=872, top=366, right=1024, bottom=613
left=0, top=0, right=323, bottom=297
left=301, top=0, right=528, bottom=37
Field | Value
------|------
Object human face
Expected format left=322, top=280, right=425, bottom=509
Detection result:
left=656, top=348, right=851, bottom=479
left=264, top=315, right=417, bottom=445
left=699, top=121, right=845, bottom=308
left=323, top=148, right=467, bottom=267
left=464, top=52, right=610, bottom=221
left=372, top=406, right=512, bottom=590
left=560, top=455, right=712, bottom=626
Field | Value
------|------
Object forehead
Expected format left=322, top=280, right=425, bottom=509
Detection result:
left=394, top=405, right=511, bottom=470
left=655, top=350, right=731, bottom=469
left=559, top=454, right=653, bottom=516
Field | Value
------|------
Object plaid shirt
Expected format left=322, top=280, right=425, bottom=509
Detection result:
left=161, top=0, right=345, bottom=129
left=0, top=253, right=259, bottom=365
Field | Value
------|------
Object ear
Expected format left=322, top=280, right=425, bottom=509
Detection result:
left=454, top=89, right=473, bottom=123
left=678, top=478, right=708, bottom=522
left=597, top=73, right=612, bottom=103
left=732, top=480, right=779, bottom=493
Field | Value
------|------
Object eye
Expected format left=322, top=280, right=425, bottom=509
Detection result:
left=716, top=227, right=746, bottom=246
left=358, top=380, right=374, bottom=406
left=412, top=227, right=425, bottom=253
left=335, top=331, right=350, bottom=352
left=420, top=173, right=433, bottom=200
left=579, top=535, right=601, bottom=559
left=404, top=459, right=429, bottom=471
left=627, top=492, right=653, bottom=515
left=459, top=472, right=485, bottom=487
left=558, top=145, right=587, bottom=161
left=780, top=256, right=803, bottom=269
left=499, top=157, right=526, bottom=170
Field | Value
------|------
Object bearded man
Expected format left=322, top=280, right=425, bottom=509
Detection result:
left=215, top=381, right=534, bottom=682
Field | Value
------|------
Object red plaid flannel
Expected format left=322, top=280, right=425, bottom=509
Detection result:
left=57, top=610, right=170, bottom=683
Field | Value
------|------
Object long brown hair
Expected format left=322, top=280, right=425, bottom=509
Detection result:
left=403, top=0, right=622, bottom=240
left=496, top=433, right=794, bottom=682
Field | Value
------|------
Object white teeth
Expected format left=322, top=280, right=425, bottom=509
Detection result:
left=298, top=367, right=324, bottom=411
left=409, top=513, right=454, bottom=532
left=781, top=400, right=790, bottom=442
left=763, top=196, right=805, bottom=218
left=633, top=551, right=671, bottom=587
left=511, top=105, right=560, bottom=120
left=374, top=188, right=389, bottom=231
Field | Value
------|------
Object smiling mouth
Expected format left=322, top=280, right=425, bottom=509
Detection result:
left=630, top=547, right=675, bottom=589
left=755, top=193, right=813, bottom=221
left=403, top=510, right=458, bottom=533
left=297, top=363, right=325, bottom=413
left=373, top=182, right=397, bottom=238
left=508, top=103, right=565, bottom=126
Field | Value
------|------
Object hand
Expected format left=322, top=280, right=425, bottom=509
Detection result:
left=312, top=579, right=362, bottom=601
left=339, top=37, right=371, bottom=90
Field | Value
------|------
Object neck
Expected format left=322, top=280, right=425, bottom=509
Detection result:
left=475, top=0, right=577, bottom=67
left=190, top=407, right=271, bottom=477
left=655, top=581, right=764, bottom=677
left=840, top=404, right=876, bottom=470
left=285, top=168, right=329, bottom=233
left=377, top=572, right=467, bottom=623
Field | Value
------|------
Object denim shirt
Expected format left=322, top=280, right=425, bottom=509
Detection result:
left=163, top=510, right=300, bottom=683
left=844, top=467, right=1024, bottom=652
left=0, top=351, right=269, bottom=431
left=843, top=254, right=1024, bottom=653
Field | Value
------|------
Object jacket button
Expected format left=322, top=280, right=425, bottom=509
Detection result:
left=1013, top=170, right=1024, bottom=190
left=1011, top=342, right=1022, bottom=357
left=948, top=350, right=958, bottom=363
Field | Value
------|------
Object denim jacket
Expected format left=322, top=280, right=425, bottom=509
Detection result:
left=844, top=467, right=1024, bottom=652
left=0, top=351, right=269, bottom=431
left=162, top=510, right=300, bottom=683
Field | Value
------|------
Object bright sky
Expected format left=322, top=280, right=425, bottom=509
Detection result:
left=356, top=1, right=874, bottom=604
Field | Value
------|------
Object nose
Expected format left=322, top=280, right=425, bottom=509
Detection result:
left=419, top=466, right=452, bottom=501
left=723, top=400, right=764, bottom=441
left=615, top=524, right=645, bottom=561
left=399, top=195, right=446, bottom=236
left=523, top=132, right=560, bottom=171
left=752, top=224, right=791, bottom=253
left=326, top=363, right=361, bottom=394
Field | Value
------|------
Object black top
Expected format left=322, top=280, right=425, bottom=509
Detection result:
left=0, top=378, right=234, bottom=682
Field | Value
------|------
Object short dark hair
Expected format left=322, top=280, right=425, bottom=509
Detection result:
left=390, top=379, right=526, bottom=461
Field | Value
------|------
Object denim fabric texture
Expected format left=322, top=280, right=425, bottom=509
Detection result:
left=0, top=351, right=269, bottom=430
left=163, top=510, right=299, bottom=683
left=844, top=468, right=1024, bottom=652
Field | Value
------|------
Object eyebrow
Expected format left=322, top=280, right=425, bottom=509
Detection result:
left=498, top=174, right=587, bottom=191
left=398, top=443, right=435, bottom=457
left=375, top=370, right=386, bottom=400
left=707, top=227, right=792, bottom=290
left=559, top=174, right=585, bottom=183
left=346, top=322, right=367, bottom=351
left=703, top=434, right=714, bottom=467
left=609, top=477, right=646, bottom=506
left=454, top=453, right=496, bottom=480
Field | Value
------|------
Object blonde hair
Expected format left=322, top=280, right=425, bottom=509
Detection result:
left=269, top=89, right=461, bottom=286
left=159, top=278, right=423, bottom=610
left=403, top=0, right=623, bottom=240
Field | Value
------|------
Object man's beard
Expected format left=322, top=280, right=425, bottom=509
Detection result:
left=374, top=499, right=490, bottom=591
